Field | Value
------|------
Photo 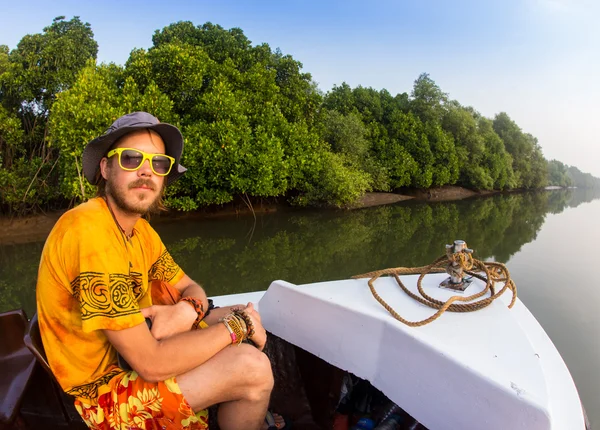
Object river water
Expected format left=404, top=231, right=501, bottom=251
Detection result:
left=1, top=189, right=598, bottom=428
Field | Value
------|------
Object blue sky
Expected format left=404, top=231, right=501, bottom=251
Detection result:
left=1, top=0, right=598, bottom=176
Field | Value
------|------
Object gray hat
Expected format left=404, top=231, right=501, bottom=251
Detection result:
left=82, top=112, right=187, bottom=185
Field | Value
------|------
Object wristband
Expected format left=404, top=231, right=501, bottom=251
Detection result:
left=179, top=297, right=205, bottom=330
left=222, top=320, right=238, bottom=344
left=220, top=313, right=247, bottom=345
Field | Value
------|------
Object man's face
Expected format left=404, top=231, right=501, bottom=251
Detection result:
left=100, top=129, right=167, bottom=216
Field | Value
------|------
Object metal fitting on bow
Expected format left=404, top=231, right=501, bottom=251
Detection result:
left=440, top=240, right=474, bottom=292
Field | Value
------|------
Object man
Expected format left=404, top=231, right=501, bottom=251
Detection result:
left=36, top=112, right=284, bottom=429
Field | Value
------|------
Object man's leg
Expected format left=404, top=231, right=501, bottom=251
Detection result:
left=177, top=343, right=274, bottom=430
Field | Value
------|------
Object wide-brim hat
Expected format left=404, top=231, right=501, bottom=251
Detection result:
left=82, top=111, right=187, bottom=185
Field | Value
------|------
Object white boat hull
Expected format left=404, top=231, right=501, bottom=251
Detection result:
left=212, top=274, right=585, bottom=430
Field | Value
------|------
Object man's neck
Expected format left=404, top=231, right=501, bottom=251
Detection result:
left=104, top=195, right=141, bottom=237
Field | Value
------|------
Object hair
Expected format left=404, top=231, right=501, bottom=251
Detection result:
left=95, top=129, right=168, bottom=216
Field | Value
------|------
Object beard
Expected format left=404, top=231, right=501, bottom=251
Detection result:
left=106, top=177, right=164, bottom=216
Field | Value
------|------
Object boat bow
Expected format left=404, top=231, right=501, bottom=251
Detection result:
left=249, top=275, right=585, bottom=430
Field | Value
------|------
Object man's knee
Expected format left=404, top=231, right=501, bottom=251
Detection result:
left=176, top=344, right=274, bottom=410
left=237, top=345, right=274, bottom=394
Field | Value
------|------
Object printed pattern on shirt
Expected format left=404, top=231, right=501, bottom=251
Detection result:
left=130, top=271, right=143, bottom=299
left=67, top=369, right=123, bottom=400
left=71, top=271, right=140, bottom=320
left=148, top=250, right=180, bottom=283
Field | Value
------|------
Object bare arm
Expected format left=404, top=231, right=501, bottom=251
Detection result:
left=147, top=274, right=209, bottom=339
left=105, top=302, right=267, bottom=381
left=202, top=305, right=241, bottom=326
left=173, top=275, right=245, bottom=326
left=174, top=274, right=208, bottom=304
left=104, top=319, right=231, bottom=382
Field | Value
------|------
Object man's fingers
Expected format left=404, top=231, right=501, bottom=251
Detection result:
left=141, top=306, right=154, bottom=319
left=245, top=303, right=261, bottom=320
left=150, top=327, right=165, bottom=341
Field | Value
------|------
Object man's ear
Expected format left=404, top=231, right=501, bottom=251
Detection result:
left=100, top=157, right=109, bottom=180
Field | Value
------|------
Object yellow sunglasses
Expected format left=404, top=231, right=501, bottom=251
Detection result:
left=107, top=148, right=175, bottom=176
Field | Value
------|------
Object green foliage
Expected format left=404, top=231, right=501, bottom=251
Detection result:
left=322, top=110, right=389, bottom=191
left=323, top=79, right=460, bottom=191
left=292, top=151, right=371, bottom=207
left=1, top=15, right=98, bottom=157
left=493, top=113, right=548, bottom=189
left=0, top=156, right=60, bottom=213
left=49, top=61, right=177, bottom=202
left=125, top=22, right=338, bottom=208
left=0, top=16, right=98, bottom=213
left=153, top=22, right=252, bottom=66
left=0, top=105, right=24, bottom=167
left=49, top=61, right=122, bottom=201
left=477, top=117, right=516, bottom=189
left=2, top=16, right=97, bottom=113
left=442, top=106, right=515, bottom=190
left=322, top=82, right=355, bottom=115
left=126, top=43, right=211, bottom=115
left=424, top=121, right=459, bottom=186
left=1, top=17, right=599, bottom=215
left=271, top=49, right=322, bottom=126
left=547, top=160, right=572, bottom=187
left=567, top=166, right=600, bottom=188
left=410, top=73, right=448, bottom=123
left=0, top=98, right=61, bottom=213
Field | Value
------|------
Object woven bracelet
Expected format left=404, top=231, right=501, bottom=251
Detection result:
left=179, top=297, right=205, bottom=330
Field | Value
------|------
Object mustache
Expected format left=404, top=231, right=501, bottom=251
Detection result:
left=129, top=179, right=155, bottom=191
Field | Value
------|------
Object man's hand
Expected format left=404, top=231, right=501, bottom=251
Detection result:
left=242, top=302, right=267, bottom=351
left=201, top=303, right=267, bottom=350
left=202, top=305, right=242, bottom=326
left=141, top=302, right=197, bottom=340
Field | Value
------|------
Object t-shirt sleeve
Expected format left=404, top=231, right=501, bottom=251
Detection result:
left=147, top=232, right=185, bottom=287
left=65, top=221, right=145, bottom=333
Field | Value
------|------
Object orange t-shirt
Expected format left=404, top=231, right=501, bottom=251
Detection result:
left=36, top=197, right=184, bottom=402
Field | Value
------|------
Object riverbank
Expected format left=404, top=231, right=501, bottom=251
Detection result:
left=0, top=186, right=502, bottom=245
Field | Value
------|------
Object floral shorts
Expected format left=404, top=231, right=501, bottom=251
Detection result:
left=74, top=371, right=209, bottom=430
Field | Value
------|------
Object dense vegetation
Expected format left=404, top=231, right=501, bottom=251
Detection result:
left=0, top=17, right=597, bottom=214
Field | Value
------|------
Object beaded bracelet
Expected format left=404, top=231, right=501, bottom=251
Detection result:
left=233, top=309, right=255, bottom=338
left=179, top=297, right=205, bottom=330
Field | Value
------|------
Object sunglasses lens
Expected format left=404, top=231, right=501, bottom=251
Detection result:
left=151, top=155, right=173, bottom=175
left=120, top=149, right=143, bottom=169
left=114, top=149, right=173, bottom=175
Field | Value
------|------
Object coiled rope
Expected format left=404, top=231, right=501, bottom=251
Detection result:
left=352, top=246, right=517, bottom=327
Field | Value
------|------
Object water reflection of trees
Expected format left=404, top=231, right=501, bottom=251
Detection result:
left=0, top=188, right=598, bottom=314
left=566, top=187, right=600, bottom=208
left=0, top=242, right=44, bottom=316
left=163, top=189, right=594, bottom=296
